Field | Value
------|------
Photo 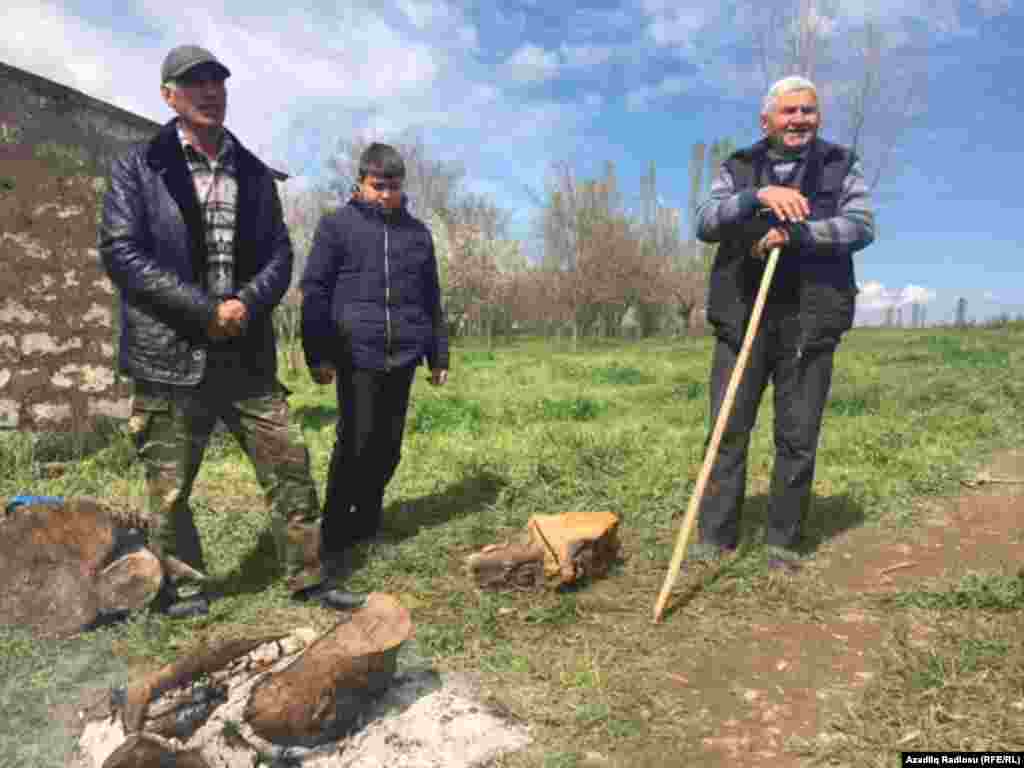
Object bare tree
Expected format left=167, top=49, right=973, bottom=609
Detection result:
left=328, top=133, right=464, bottom=219
left=744, top=0, right=923, bottom=189
left=687, top=143, right=706, bottom=241
left=277, top=181, right=339, bottom=372
left=697, top=138, right=737, bottom=274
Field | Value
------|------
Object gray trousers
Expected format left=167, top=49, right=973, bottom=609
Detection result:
left=698, top=313, right=836, bottom=552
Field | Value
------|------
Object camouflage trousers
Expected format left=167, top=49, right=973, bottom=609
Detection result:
left=128, top=376, right=323, bottom=592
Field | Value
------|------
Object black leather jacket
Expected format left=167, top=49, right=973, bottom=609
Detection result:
left=99, top=119, right=292, bottom=387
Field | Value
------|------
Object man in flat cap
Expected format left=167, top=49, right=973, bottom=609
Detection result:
left=99, top=45, right=364, bottom=616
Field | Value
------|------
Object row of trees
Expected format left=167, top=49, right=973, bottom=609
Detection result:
left=278, top=138, right=713, bottom=353
left=273, top=0, right=922, bottom=355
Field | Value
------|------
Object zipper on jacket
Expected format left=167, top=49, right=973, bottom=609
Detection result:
left=384, top=224, right=392, bottom=368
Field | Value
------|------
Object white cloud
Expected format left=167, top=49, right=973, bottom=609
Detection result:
left=396, top=0, right=478, bottom=49
left=398, top=0, right=446, bottom=28
left=560, top=44, right=614, bottom=69
left=1, top=3, right=161, bottom=121
left=640, top=0, right=714, bottom=47
left=626, top=75, right=696, bottom=111
left=977, top=0, right=1013, bottom=16
left=858, top=280, right=936, bottom=311
left=0, top=1, right=603, bottom=225
left=855, top=281, right=937, bottom=325
left=503, top=44, right=562, bottom=84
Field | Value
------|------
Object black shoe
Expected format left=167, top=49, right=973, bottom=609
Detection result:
left=151, top=585, right=210, bottom=619
left=292, top=583, right=367, bottom=611
left=320, top=552, right=355, bottom=583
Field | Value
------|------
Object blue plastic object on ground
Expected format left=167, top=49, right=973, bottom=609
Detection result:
left=5, top=495, right=64, bottom=513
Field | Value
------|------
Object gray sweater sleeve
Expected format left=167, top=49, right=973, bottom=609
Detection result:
left=695, top=164, right=760, bottom=244
left=697, top=158, right=876, bottom=253
left=793, top=159, right=875, bottom=253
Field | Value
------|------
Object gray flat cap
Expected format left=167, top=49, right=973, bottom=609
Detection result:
left=161, top=45, right=231, bottom=83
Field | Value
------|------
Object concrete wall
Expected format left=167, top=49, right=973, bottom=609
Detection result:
left=0, top=62, right=162, bottom=431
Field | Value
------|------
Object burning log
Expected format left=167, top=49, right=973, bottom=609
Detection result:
left=466, top=543, right=545, bottom=591
left=245, top=593, right=413, bottom=744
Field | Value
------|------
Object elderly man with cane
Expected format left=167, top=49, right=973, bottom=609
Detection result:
left=689, top=75, right=876, bottom=573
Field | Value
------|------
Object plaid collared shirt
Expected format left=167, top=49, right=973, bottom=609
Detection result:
left=178, top=124, right=239, bottom=298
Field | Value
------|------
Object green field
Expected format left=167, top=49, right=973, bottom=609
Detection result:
left=2, top=324, right=1023, bottom=767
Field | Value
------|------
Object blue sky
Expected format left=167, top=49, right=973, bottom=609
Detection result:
left=3, top=0, right=1022, bottom=324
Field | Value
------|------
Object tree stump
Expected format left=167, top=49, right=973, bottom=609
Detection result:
left=0, top=497, right=118, bottom=636
left=96, top=548, right=163, bottom=615
left=245, top=592, right=413, bottom=744
left=527, top=512, right=621, bottom=585
left=465, top=543, right=545, bottom=590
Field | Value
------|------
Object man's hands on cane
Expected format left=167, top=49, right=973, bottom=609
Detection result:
left=753, top=227, right=790, bottom=260
left=752, top=185, right=810, bottom=260
left=429, top=368, right=448, bottom=386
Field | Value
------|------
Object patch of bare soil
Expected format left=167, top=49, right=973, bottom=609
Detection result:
left=675, top=449, right=1024, bottom=767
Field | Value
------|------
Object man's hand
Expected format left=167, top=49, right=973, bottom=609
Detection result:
left=757, top=186, right=810, bottom=223
left=208, top=299, right=248, bottom=341
left=310, top=364, right=336, bottom=385
left=752, top=227, right=790, bottom=260
left=429, top=368, right=448, bottom=386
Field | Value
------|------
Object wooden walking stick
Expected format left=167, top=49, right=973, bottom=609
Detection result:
left=653, top=246, right=781, bottom=623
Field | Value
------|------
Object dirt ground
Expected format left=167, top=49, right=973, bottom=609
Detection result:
left=55, top=449, right=1024, bottom=767
left=675, top=448, right=1024, bottom=767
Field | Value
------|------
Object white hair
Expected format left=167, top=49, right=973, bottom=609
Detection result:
left=762, top=76, right=818, bottom=115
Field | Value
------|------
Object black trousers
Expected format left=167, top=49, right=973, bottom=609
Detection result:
left=698, top=312, right=836, bottom=551
left=321, top=363, right=417, bottom=555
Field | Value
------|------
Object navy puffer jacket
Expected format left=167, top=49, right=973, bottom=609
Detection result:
left=300, top=198, right=449, bottom=372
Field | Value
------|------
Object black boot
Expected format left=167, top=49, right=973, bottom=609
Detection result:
left=291, top=582, right=367, bottom=611
left=150, top=580, right=210, bottom=619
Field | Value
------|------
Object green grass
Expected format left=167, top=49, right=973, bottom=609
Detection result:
left=0, top=623, right=129, bottom=768
left=589, top=363, right=650, bottom=386
left=881, top=571, right=1024, bottom=612
left=33, top=141, right=93, bottom=177
left=410, top=394, right=483, bottom=434
left=4, top=325, right=1024, bottom=766
left=537, top=396, right=608, bottom=421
